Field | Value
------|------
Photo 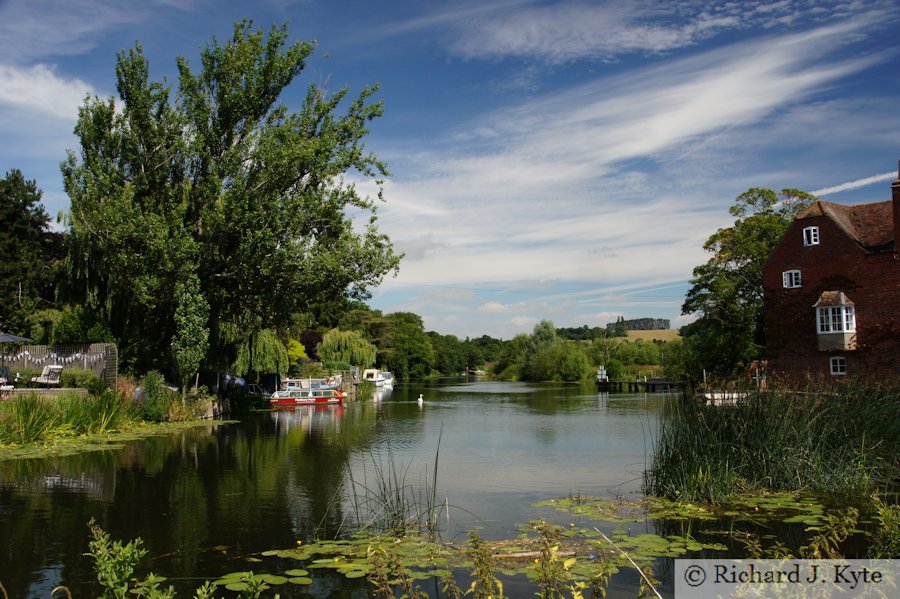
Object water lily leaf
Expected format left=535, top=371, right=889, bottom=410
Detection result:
left=284, top=569, right=309, bottom=577
left=344, top=571, right=368, bottom=579
left=288, top=577, right=313, bottom=585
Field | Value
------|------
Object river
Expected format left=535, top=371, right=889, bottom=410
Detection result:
left=0, top=380, right=671, bottom=597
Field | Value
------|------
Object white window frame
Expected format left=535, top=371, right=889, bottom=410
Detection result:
left=816, top=304, right=856, bottom=334
left=829, top=356, right=847, bottom=376
left=803, top=226, right=820, bottom=246
left=782, top=269, right=802, bottom=288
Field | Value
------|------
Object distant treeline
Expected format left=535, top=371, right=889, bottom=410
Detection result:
left=555, top=318, right=670, bottom=341
left=609, top=317, right=671, bottom=331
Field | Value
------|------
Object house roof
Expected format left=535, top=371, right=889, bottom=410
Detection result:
left=797, top=200, right=894, bottom=249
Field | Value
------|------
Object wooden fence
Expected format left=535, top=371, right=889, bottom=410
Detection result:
left=1, top=343, right=118, bottom=389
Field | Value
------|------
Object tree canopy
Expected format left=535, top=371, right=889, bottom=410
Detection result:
left=680, top=188, right=815, bottom=378
left=0, top=170, right=64, bottom=333
left=62, top=20, right=401, bottom=373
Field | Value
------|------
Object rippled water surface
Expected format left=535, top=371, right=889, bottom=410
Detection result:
left=0, top=380, right=669, bottom=597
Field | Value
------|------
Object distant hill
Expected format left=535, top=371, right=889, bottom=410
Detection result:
left=626, top=329, right=680, bottom=342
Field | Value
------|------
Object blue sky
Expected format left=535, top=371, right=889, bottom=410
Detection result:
left=1, top=0, right=899, bottom=340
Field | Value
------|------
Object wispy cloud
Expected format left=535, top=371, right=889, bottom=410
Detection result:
left=813, top=171, right=897, bottom=196
left=386, top=0, right=888, bottom=65
left=0, top=0, right=152, bottom=62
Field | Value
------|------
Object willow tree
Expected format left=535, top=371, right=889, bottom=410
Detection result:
left=317, top=329, right=376, bottom=368
left=62, top=20, right=401, bottom=373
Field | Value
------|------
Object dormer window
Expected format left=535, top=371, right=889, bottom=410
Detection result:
left=782, top=270, right=801, bottom=288
left=803, top=226, right=819, bottom=246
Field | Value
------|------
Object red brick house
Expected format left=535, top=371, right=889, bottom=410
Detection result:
left=762, top=163, right=900, bottom=382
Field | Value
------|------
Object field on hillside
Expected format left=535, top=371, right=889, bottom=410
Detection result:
left=625, top=329, right=680, bottom=342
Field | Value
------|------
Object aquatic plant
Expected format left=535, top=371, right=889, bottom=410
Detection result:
left=645, top=384, right=900, bottom=503
left=345, top=430, right=447, bottom=537
left=869, top=495, right=900, bottom=558
left=3, top=393, right=53, bottom=444
left=465, top=530, right=507, bottom=599
left=86, top=518, right=173, bottom=599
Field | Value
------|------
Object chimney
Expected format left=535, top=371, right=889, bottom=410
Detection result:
left=894, top=159, right=900, bottom=248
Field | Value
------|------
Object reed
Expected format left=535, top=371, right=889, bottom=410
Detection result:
left=0, top=394, right=54, bottom=444
left=346, top=432, right=448, bottom=537
left=56, top=390, right=124, bottom=435
left=645, top=382, right=900, bottom=503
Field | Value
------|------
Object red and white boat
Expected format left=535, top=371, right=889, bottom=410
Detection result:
left=270, top=387, right=346, bottom=406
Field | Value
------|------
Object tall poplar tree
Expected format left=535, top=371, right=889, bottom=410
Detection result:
left=62, top=21, right=401, bottom=372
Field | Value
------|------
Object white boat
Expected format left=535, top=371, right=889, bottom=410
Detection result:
left=280, top=375, right=342, bottom=391
left=270, top=387, right=345, bottom=405
left=703, top=391, right=748, bottom=406
left=362, top=369, right=391, bottom=387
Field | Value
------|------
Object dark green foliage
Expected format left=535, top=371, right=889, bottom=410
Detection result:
left=428, top=332, right=468, bottom=375
left=0, top=170, right=65, bottom=333
left=381, top=313, right=435, bottom=379
left=49, top=305, right=114, bottom=345
left=681, top=188, right=815, bottom=377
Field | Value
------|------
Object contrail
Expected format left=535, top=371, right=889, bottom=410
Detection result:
left=813, top=171, right=895, bottom=196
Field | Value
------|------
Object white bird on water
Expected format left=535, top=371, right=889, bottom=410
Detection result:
left=417, top=394, right=424, bottom=406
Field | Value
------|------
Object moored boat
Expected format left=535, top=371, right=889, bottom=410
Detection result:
left=362, top=368, right=392, bottom=387
left=270, top=387, right=345, bottom=405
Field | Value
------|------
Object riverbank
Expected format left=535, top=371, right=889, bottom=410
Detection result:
left=0, top=419, right=231, bottom=461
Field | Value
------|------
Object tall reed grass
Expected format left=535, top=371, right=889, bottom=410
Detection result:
left=0, top=390, right=128, bottom=445
left=345, top=426, right=447, bottom=537
left=645, top=383, right=900, bottom=503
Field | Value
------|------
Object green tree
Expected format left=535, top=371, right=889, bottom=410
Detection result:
left=62, top=21, right=401, bottom=374
left=681, top=188, right=815, bottom=377
left=317, top=328, right=376, bottom=368
left=429, top=332, right=468, bottom=375
left=171, top=275, right=210, bottom=398
left=0, top=170, right=64, bottom=332
left=557, top=343, right=589, bottom=381
left=491, top=334, right=529, bottom=380
left=381, top=312, right=435, bottom=379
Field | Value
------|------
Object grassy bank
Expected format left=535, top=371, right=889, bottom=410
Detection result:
left=0, top=371, right=216, bottom=457
left=645, top=383, right=900, bottom=503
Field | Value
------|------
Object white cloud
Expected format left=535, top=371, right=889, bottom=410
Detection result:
left=0, top=64, right=94, bottom=121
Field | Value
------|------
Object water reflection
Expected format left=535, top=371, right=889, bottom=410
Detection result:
left=0, top=382, right=669, bottom=597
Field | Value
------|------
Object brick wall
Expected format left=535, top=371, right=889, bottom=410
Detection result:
left=763, top=216, right=900, bottom=382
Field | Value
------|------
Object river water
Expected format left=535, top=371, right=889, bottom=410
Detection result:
left=0, top=380, right=671, bottom=597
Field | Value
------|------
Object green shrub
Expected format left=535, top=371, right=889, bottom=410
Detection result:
left=61, top=368, right=105, bottom=393
left=132, top=371, right=175, bottom=422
